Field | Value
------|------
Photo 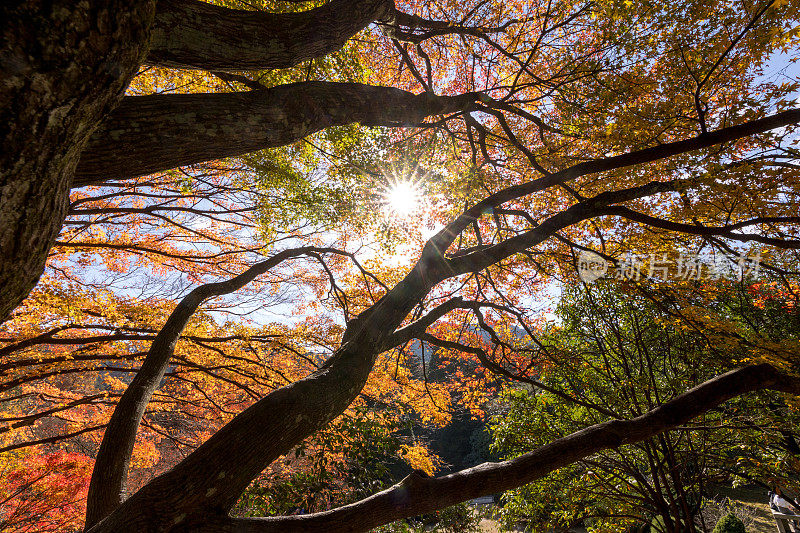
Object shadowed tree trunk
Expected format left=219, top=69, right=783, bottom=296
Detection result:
left=0, top=0, right=155, bottom=322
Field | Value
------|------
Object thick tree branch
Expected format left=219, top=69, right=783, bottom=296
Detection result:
left=147, top=0, right=393, bottom=71
left=85, top=181, right=674, bottom=531
left=74, top=82, right=479, bottom=185
left=602, top=207, right=800, bottom=248
left=224, top=364, right=800, bottom=533
left=446, top=180, right=682, bottom=275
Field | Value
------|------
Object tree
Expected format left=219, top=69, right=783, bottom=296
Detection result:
left=2, top=0, right=800, bottom=531
left=491, top=280, right=800, bottom=532
left=0, top=450, right=91, bottom=532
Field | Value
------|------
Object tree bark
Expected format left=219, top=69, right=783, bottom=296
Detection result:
left=147, top=0, right=394, bottom=71
left=0, top=0, right=155, bottom=322
left=73, top=83, right=478, bottom=185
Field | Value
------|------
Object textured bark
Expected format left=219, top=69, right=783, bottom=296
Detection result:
left=73, top=83, right=478, bottom=185
left=148, top=0, right=394, bottom=70
left=0, top=0, right=155, bottom=322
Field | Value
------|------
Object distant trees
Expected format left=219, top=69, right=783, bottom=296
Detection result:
left=492, top=281, right=800, bottom=532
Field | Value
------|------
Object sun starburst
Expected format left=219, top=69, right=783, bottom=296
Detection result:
left=383, top=179, right=422, bottom=217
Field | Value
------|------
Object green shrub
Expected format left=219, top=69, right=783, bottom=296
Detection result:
left=712, top=513, right=746, bottom=533
left=371, top=503, right=482, bottom=533
left=435, top=502, right=482, bottom=533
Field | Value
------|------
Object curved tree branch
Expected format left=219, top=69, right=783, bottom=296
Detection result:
left=82, top=180, right=693, bottom=531
left=428, top=108, right=800, bottom=253
left=446, top=180, right=684, bottom=275
left=86, top=237, right=455, bottom=532
left=602, top=207, right=800, bottom=248
left=381, top=296, right=469, bottom=349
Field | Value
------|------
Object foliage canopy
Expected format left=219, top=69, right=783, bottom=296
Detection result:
left=1, top=0, right=800, bottom=531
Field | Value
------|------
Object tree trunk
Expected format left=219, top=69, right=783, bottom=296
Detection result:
left=0, top=0, right=155, bottom=322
